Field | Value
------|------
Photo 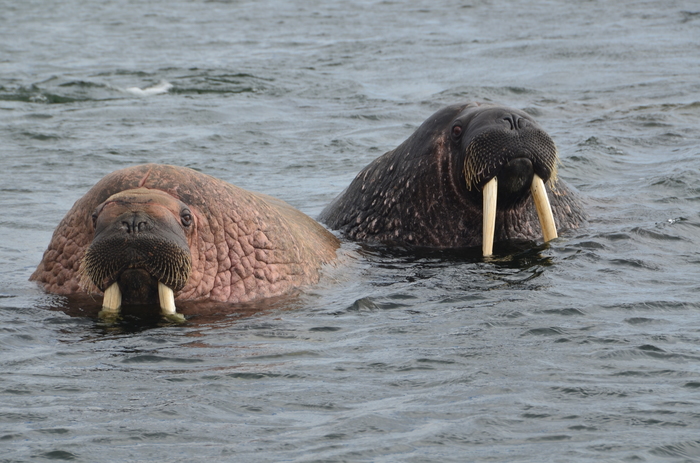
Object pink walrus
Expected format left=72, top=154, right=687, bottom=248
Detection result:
left=31, top=164, right=339, bottom=321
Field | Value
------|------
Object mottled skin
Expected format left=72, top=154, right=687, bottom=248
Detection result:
left=31, top=164, right=339, bottom=304
left=319, top=102, right=586, bottom=248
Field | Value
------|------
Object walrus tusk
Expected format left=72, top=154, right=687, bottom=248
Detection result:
left=530, top=174, right=558, bottom=242
left=482, top=177, right=498, bottom=257
left=102, top=282, right=122, bottom=312
left=158, top=282, right=186, bottom=323
left=99, top=282, right=122, bottom=320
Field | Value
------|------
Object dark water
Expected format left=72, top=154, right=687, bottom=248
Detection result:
left=2, top=0, right=700, bottom=461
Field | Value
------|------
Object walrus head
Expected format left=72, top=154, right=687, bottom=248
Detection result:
left=450, top=103, right=560, bottom=255
left=81, top=188, right=193, bottom=320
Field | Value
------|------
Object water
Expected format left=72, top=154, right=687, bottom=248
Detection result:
left=2, top=0, right=700, bottom=461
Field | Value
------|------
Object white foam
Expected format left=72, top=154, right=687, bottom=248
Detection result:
left=124, top=80, right=173, bottom=96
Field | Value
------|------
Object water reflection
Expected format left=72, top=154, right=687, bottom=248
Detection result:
left=356, top=239, right=555, bottom=291
left=37, top=292, right=305, bottom=335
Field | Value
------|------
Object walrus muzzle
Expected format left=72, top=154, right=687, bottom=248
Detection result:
left=82, top=210, right=191, bottom=321
left=463, top=128, right=559, bottom=256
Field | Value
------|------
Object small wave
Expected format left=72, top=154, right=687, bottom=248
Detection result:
left=0, top=87, right=84, bottom=104
left=123, top=80, right=173, bottom=96
left=652, top=440, right=700, bottom=459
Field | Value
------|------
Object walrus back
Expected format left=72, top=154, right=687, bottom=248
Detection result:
left=319, top=104, right=475, bottom=247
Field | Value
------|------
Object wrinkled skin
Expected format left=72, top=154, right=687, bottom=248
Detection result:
left=319, top=102, right=586, bottom=249
left=31, top=164, right=339, bottom=305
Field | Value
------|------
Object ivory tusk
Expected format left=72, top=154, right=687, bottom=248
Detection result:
left=99, top=282, right=122, bottom=320
left=158, top=282, right=186, bottom=323
left=102, top=282, right=122, bottom=311
left=530, top=174, right=558, bottom=242
left=482, top=177, right=498, bottom=257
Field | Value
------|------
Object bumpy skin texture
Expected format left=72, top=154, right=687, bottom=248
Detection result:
left=31, top=164, right=339, bottom=303
left=319, top=102, right=586, bottom=248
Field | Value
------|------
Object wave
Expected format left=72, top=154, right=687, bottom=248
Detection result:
left=122, top=80, right=173, bottom=97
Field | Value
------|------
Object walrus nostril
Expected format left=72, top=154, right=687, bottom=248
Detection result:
left=503, top=115, right=526, bottom=131
left=121, top=214, right=151, bottom=234
left=503, top=115, right=515, bottom=130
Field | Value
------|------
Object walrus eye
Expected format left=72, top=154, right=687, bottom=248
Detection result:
left=180, top=209, right=193, bottom=227
left=91, top=211, right=99, bottom=229
left=451, top=124, right=463, bottom=139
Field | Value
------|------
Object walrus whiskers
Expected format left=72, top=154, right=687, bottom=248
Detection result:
left=482, top=177, right=498, bottom=256
left=531, top=174, right=558, bottom=242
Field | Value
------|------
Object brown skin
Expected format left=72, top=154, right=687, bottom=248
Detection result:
left=31, top=164, right=339, bottom=305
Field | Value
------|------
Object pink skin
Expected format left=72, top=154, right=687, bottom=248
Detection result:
left=31, top=164, right=339, bottom=305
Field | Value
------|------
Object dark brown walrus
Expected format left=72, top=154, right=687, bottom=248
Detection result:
left=31, top=164, right=339, bottom=321
left=319, top=102, right=586, bottom=255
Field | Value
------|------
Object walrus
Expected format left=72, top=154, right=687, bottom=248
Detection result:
left=319, top=102, right=585, bottom=255
left=31, top=164, right=339, bottom=321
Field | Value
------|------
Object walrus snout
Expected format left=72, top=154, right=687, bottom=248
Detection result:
left=83, top=210, right=192, bottom=294
left=462, top=125, right=558, bottom=193
left=82, top=231, right=192, bottom=300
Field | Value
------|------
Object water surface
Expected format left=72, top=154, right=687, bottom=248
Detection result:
left=2, top=1, right=700, bottom=461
